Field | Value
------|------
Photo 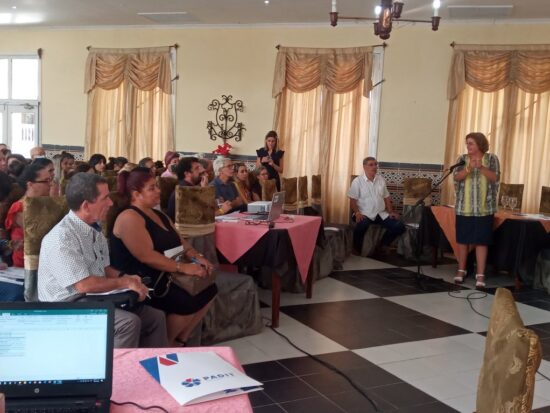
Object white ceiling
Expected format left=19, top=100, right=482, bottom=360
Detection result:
left=1, top=0, right=549, bottom=28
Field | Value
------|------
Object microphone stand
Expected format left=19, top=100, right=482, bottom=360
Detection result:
left=398, top=167, right=457, bottom=289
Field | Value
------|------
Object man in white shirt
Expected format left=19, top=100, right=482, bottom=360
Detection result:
left=38, top=173, right=168, bottom=348
left=348, top=157, right=405, bottom=254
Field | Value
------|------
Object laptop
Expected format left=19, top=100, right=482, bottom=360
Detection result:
left=0, top=301, right=114, bottom=413
left=244, top=191, right=285, bottom=222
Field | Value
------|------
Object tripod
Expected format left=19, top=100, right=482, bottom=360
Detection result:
left=398, top=168, right=456, bottom=289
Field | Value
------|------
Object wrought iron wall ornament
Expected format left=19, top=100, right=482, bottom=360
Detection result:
left=206, top=95, right=245, bottom=143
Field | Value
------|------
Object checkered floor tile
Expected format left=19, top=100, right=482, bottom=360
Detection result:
left=216, top=253, right=550, bottom=412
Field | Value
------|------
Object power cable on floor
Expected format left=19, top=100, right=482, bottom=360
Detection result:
left=263, top=317, right=382, bottom=412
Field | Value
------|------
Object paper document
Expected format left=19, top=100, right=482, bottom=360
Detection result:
left=86, top=288, right=131, bottom=296
left=0, top=266, right=25, bottom=280
left=140, top=351, right=262, bottom=405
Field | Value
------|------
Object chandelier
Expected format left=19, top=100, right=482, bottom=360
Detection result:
left=330, top=0, right=441, bottom=40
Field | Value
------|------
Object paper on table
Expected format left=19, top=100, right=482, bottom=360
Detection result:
left=0, top=276, right=23, bottom=285
left=140, top=351, right=262, bottom=406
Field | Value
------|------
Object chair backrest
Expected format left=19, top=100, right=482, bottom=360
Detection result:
left=157, top=176, right=178, bottom=212
left=261, top=179, right=277, bottom=202
left=476, top=288, right=541, bottom=413
left=403, top=178, right=432, bottom=206
left=311, top=174, right=322, bottom=206
left=298, top=176, right=308, bottom=209
left=281, top=177, right=298, bottom=212
left=103, top=175, right=117, bottom=192
left=103, top=192, right=129, bottom=238
left=540, top=186, right=550, bottom=215
left=23, top=196, right=69, bottom=301
left=175, top=186, right=216, bottom=238
left=101, top=170, right=117, bottom=178
left=498, top=183, right=525, bottom=210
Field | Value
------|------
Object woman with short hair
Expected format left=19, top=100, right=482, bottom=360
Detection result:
left=453, top=132, right=500, bottom=288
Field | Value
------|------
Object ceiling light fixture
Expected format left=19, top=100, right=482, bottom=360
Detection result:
left=330, top=0, right=441, bottom=40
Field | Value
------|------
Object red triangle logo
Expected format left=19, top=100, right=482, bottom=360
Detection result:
left=159, top=357, right=178, bottom=366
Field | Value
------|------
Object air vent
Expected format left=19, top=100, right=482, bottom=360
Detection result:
left=137, top=12, right=200, bottom=24
left=448, top=5, right=514, bottom=19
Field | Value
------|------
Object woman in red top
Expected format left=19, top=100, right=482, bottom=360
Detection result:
left=5, top=159, right=54, bottom=267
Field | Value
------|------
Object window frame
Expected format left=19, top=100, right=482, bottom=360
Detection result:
left=0, top=54, right=41, bottom=147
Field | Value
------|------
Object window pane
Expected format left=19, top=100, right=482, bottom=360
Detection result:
left=0, top=59, right=8, bottom=99
left=12, top=59, right=38, bottom=100
left=10, top=111, right=36, bottom=155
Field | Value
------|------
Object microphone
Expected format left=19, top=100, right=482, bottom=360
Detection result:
left=449, top=159, right=466, bottom=171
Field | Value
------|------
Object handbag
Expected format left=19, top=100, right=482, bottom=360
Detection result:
left=153, top=251, right=216, bottom=297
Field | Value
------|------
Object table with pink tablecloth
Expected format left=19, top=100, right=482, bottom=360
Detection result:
left=215, top=215, right=322, bottom=327
left=111, top=347, right=253, bottom=413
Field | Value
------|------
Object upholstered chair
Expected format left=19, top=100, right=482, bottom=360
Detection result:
left=103, top=192, right=128, bottom=238
left=397, top=178, right=433, bottom=260
left=174, top=185, right=262, bottom=345
left=297, top=176, right=308, bottom=212
left=261, top=179, right=277, bottom=202
left=540, top=186, right=550, bottom=215
left=157, top=176, right=177, bottom=213
left=23, top=197, right=69, bottom=301
left=476, top=288, right=542, bottom=413
left=281, top=177, right=298, bottom=213
left=498, top=183, right=525, bottom=211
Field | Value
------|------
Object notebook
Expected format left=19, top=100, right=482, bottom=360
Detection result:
left=244, top=191, right=285, bottom=222
left=0, top=301, right=114, bottom=412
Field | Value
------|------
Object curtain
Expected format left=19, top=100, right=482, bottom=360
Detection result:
left=84, top=47, right=174, bottom=162
left=445, top=44, right=550, bottom=212
left=273, top=46, right=373, bottom=224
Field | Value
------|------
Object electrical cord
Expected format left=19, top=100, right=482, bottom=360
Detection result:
left=263, top=317, right=382, bottom=413
left=111, top=400, right=169, bottom=412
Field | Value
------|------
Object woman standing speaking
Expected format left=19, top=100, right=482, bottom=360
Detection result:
left=453, top=132, right=500, bottom=288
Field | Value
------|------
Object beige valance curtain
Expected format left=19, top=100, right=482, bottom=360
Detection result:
left=273, top=46, right=374, bottom=224
left=272, top=46, right=374, bottom=98
left=444, top=44, right=550, bottom=212
left=85, top=47, right=172, bottom=94
left=448, top=44, right=550, bottom=100
left=84, top=46, right=174, bottom=162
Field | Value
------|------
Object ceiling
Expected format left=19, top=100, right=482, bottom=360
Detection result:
left=1, top=0, right=549, bottom=28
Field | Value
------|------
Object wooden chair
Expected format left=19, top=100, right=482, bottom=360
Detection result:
left=261, top=179, right=277, bottom=201
left=475, top=288, right=541, bottom=413
left=297, top=176, right=308, bottom=212
left=281, top=177, right=298, bottom=213
left=540, top=186, right=550, bottom=215
left=498, top=183, right=525, bottom=211
left=157, top=176, right=178, bottom=213
left=23, top=196, right=69, bottom=301
left=311, top=174, right=322, bottom=215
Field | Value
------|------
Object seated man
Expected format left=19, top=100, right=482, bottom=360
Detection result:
left=37, top=172, right=168, bottom=348
left=348, top=157, right=405, bottom=255
left=210, top=157, right=244, bottom=214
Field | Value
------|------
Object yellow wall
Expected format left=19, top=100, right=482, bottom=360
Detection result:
left=1, top=23, right=550, bottom=163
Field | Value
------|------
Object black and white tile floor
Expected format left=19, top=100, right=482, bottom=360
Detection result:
left=217, top=254, right=550, bottom=412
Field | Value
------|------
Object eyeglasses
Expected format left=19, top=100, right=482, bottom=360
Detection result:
left=33, top=178, right=53, bottom=184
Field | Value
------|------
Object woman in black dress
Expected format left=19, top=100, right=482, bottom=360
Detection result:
left=256, top=130, right=284, bottom=191
left=110, top=167, right=217, bottom=345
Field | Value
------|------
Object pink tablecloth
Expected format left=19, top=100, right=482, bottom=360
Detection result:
left=215, top=215, right=322, bottom=283
left=111, top=347, right=253, bottom=413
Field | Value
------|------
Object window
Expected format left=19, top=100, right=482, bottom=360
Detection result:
left=0, top=55, right=40, bottom=156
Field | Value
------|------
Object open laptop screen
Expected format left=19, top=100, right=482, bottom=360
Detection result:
left=0, top=302, right=114, bottom=399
